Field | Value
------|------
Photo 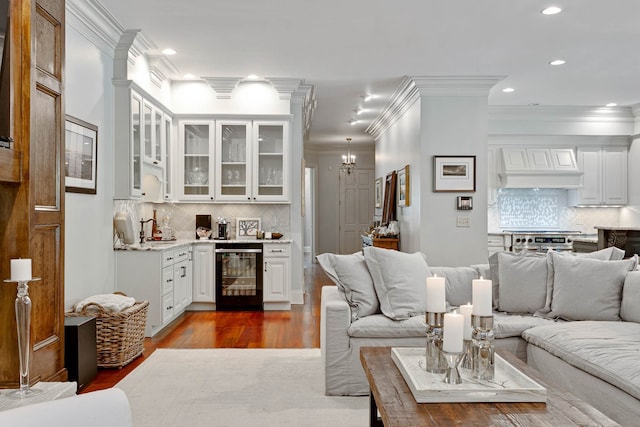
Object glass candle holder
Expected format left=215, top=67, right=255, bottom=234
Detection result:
left=471, top=314, right=495, bottom=381
left=425, top=311, right=447, bottom=374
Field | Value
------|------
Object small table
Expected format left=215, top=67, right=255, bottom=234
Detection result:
left=360, top=347, right=619, bottom=426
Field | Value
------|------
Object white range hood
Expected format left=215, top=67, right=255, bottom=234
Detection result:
left=498, top=147, right=583, bottom=189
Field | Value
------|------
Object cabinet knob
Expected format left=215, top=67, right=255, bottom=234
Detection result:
left=264, top=262, right=268, bottom=272
left=210, top=197, right=214, bottom=200
left=153, top=161, right=158, bottom=165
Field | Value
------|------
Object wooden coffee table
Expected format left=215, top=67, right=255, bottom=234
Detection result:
left=360, top=347, right=619, bottom=426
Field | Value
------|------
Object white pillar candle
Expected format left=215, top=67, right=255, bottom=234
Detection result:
left=425, top=275, right=446, bottom=313
left=443, top=312, right=464, bottom=353
left=472, top=277, right=492, bottom=316
left=11, top=259, right=32, bottom=282
left=459, top=303, right=473, bottom=340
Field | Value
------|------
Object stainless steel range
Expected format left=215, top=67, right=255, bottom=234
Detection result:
left=510, top=231, right=581, bottom=252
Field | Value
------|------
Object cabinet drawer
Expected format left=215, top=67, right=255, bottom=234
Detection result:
left=162, top=266, right=174, bottom=295
left=162, top=250, right=176, bottom=268
left=264, top=244, right=289, bottom=257
left=162, top=292, right=174, bottom=324
left=174, top=247, right=190, bottom=263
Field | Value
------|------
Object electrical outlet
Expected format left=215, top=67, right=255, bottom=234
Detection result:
left=457, top=217, right=471, bottom=227
left=576, top=215, right=584, bottom=225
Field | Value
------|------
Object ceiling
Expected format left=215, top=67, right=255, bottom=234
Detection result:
left=98, top=0, right=640, bottom=147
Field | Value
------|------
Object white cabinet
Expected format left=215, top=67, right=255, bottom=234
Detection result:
left=176, top=118, right=290, bottom=202
left=192, top=243, right=215, bottom=302
left=178, top=120, right=216, bottom=201
left=488, top=233, right=511, bottom=257
left=263, top=243, right=291, bottom=310
left=572, top=147, right=627, bottom=205
left=113, top=81, right=172, bottom=199
left=115, top=244, right=192, bottom=337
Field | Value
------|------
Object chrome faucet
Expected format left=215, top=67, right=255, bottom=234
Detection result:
left=139, top=218, right=156, bottom=244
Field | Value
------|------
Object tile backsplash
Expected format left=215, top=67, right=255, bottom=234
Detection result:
left=113, top=200, right=290, bottom=240
left=488, top=189, right=620, bottom=234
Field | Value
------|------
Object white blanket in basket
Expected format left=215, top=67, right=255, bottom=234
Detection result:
left=74, top=293, right=136, bottom=314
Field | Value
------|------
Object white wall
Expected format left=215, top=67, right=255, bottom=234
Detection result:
left=64, top=24, right=116, bottom=308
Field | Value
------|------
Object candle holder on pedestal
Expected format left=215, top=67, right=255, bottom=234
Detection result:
left=471, top=314, right=495, bottom=381
left=442, top=350, right=464, bottom=384
left=4, top=277, right=42, bottom=399
left=425, top=311, right=447, bottom=373
left=461, top=339, right=474, bottom=370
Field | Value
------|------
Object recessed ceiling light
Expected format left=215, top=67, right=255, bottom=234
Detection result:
left=363, top=94, right=376, bottom=102
left=349, top=120, right=359, bottom=126
left=606, top=103, right=617, bottom=107
left=502, top=87, right=515, bottom=93
left=354, top=109, right=364, bottom=115
left=161, top=48, right=176, bottom=55
left=245, top=74, right=260, bottom=80
left=183, top=73, right=195, bottom=79
left=549, top=59, right=566, bottom=66
left=541, top=6, right=562, bottom=15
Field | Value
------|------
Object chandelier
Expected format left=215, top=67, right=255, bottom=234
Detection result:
left=341, top=137, right=356, bottom=175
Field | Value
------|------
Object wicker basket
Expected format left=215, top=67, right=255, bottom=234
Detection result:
left=65, top=298, right=149, bottom=368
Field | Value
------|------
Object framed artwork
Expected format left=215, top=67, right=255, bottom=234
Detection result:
left=381, top=171, right=397, bottom=225
left=375, top=177, right=383, bottom=208
left=236, top=218, right=261, bottom=239
left=433, top=155, right=476, bottom=192
left=397, top=165, right=410, bottom=207
left=65, top=115, right=98, bottom=194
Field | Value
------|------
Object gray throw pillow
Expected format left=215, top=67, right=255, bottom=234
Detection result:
left=497, top=252, right=548, bottom=314
left=545, top=251, right=638, bottom=321
left=429, top=266, right=478, bottom=307
left=621, top=271, right=640, bottom=323
left=540, top=247, right=629, bottom=314
left=316, top=252, right=379, bottom=321
left=489, top=251, right=544, bottom=309
left=363, top=246, right=429, bottom=320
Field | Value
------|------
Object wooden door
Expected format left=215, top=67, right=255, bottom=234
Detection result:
left=339, top=169, right=374, bottom=254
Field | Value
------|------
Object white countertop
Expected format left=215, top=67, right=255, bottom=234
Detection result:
left=116, top=238, right=292, bottom=251
left=595, top=226, right=640, bottom=231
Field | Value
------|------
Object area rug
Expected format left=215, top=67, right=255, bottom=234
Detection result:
left=116, top=348, right=367, bottom=426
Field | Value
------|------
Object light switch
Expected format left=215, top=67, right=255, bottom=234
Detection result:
left=457, top=217, right=471, bottom=227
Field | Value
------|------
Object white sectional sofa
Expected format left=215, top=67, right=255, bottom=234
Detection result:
left=319, top=246, right=640, bottom=426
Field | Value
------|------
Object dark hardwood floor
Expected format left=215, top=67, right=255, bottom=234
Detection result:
left=82, top=261, right=331, bottom=393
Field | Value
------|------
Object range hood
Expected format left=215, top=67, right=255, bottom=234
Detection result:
left=498, top=148, right=582, bottom=189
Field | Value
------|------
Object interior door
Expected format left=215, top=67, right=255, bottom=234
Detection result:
left=339, top=169, right=375, bottom=254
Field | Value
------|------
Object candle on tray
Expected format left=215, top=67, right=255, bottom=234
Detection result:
left=459, top=303, right=473, bottom=340
left=443, top=312, right=463, bottom=353
left=426, top=275, right=446, bottom=313
left=472, top=277, right=492, bottom=316
left=10, top=258, right=32, bottom=282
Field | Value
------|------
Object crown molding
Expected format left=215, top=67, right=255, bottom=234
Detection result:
left=290, top=83, right=316, bottom=136
left=489, top=105, right=634, bottom=123
left=202, top=77, right=242, bottom=99
left=146, top=53, right=180, bottom=88
left=66, top=0, right=124, bottom=55
left=366, top=76, right=419, bottom=140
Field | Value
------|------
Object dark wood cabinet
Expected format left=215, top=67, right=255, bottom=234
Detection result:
left=0, top=0, right=66, bottom=388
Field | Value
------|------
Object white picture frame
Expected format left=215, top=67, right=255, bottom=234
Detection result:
left=433, top=156, right=476, bottom=192
left=236, top=218, right=261, bottom=239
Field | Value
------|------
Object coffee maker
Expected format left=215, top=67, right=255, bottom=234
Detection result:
left=216, top=217, right=228, bottom=240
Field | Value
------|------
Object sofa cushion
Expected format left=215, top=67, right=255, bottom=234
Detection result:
left=522, top=321, right=640, bottom=401
left=621, top=271, right=640, bottom=323
left=492, top=312, right=559, bottom=338
left=348, top=313, right=427, bottom=338
left=316, top=252, right=379, bottom=321
left=497, top=252, right=548, bottom=314
left=429, top=266, right=478, bottom=307
left=544, top=252, right=638, bottom=321
left=489, top=251, right=545, bottom=309
left=363, top=246, right=429, bottom=320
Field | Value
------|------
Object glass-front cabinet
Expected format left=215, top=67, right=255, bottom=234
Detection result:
left=130, top=93, right=143, bottom=195
left=178, top=120, right=215, bottom=200
left=215, top=120, right=252, bottom=201
left=163, top=115, right=173, bottom=200
left=254, top=121, right=288, bottom=202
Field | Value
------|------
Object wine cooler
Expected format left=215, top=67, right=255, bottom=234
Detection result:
left=215, top=243, right=263, bottom=310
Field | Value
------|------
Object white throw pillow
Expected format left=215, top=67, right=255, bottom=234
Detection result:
left=621, top=271, right=640, bottom=323
left=316, top=252, right=379, bottom=320
left=545, top=251, right=638, bottom=321
left=429, top=266, right=478, bottom=307
left=363, top=246, right=429, bottom=320
left=497, top=253, right=548, bottom=314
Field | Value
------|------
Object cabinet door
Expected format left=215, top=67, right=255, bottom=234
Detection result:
left=253, top=121, right=289, bottom=202
left=603, top=147, right=627, bottom=205
left=164, top=115, right=173, bottom=200
left=263, top=257, right=290, bottom=302
left=193, top=245, right=215, bottom=302
left=142, top=101, right=154, bottom=164
left=162, top=292, right=175, bottom=325
left=215, top=121, right=252, bottom=201
left=173, top=259, right=189, bottom=312
left=178, top=120, right=215, bottom=200
left=131, top=92, right=143, bottom=195
left=577, top=148, right=602, bottom=204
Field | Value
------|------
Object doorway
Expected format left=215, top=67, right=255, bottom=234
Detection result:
left=339, top=168, right=375, bottom=254
left=304, top=167, right=315, bottom=263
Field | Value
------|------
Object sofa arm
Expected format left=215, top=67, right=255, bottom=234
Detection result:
left=0, top=388, right=132, bottom=427
left=320, top=286, right=354, bottom=394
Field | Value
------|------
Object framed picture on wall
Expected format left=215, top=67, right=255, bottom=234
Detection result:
left=375, top=177, right=383, bottom=208
left=433, top=155, right=476, bottom=192
left=397, top=165, right=410, bottom=207
left=236, top=218, right=261, bottom=239
left=65, top=115, right=98, bottom=194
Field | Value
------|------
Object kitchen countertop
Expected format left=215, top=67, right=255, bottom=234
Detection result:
left=595, top=226, right=640, bottom=231
left=115, top=238, right=292, bottom=251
